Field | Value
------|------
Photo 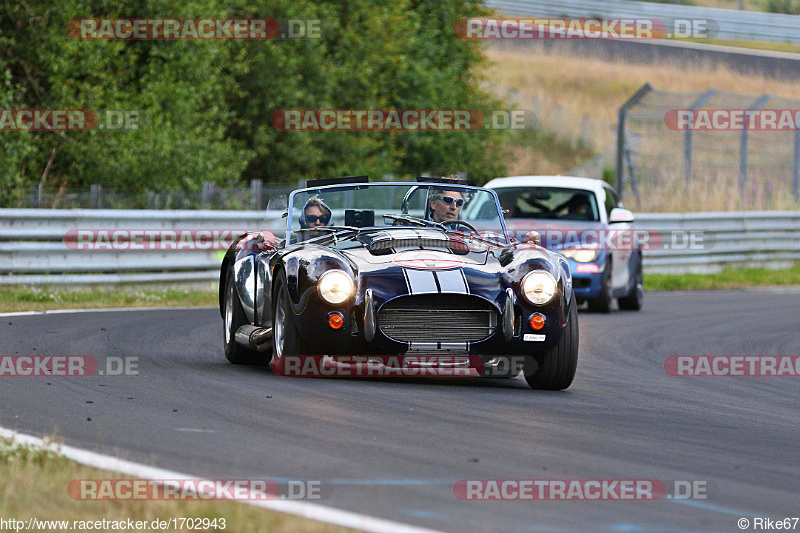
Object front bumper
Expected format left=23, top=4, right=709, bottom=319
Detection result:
left=291, top=288, right=569, bottom=357
left=565, top=258, right=604, bottom=300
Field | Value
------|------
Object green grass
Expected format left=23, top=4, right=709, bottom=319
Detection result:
left=645, top=263, right=800, bottom=290
left=0, top=286, right=218, bottom=313
left=679, top=37, right=800, bottom=54
left=0, top=437, right=353, bottom=533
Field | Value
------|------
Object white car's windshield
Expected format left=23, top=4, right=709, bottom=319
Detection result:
left=495, top=186, right=601, bottom=222
left=287, top=183, right=509, bottom=245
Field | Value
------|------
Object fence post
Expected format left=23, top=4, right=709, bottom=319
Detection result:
left=251, top=179, right=263, bottom=210
left=683, top=89, right=718, bottom=189
left=556, top=105, right=563, bottom=139
left=739, top=94, right=771, bottom=195
left=201, top=182, right=212, bottom=208
left=582, top=114, right=590, bottom=147
left=89, top=184, right=102, bottom=209
left=793, top=129, right=800, bottom=202
left=616, top=83, right=652, bottom=196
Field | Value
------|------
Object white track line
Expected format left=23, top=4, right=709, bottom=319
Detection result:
left=0, top=427, right=443, bottom=533
left=0, top=306, right=216, bottom=317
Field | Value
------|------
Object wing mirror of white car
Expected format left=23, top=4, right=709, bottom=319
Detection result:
left=609, top=208, right=634, bottom=224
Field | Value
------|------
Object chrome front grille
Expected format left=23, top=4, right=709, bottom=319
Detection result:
left=378, top=294, right=498, bottom=343
left=369, top=237, right=469, bottom=254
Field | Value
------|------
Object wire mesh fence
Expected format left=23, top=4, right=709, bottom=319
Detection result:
left=3, top=181, right=296, bottom=210
left=618, top=85, right=800, bottom=212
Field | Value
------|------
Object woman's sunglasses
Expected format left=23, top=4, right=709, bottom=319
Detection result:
left=305, top=215, right=330, bottom=224
left=438, top=195, right=465, bottom=207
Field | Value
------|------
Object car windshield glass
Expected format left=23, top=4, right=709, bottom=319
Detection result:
left=288, top=183, right=508, bottom=245
left=495, top=187, right=600, bottom=222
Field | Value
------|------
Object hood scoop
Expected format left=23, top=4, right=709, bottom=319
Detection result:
left=366, top=233, right=470, bottom=255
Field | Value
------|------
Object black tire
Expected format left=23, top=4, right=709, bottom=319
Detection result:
left=587, top=259, right=613, bottom=313
left=271, top=272, right=309, bottom=375
left=223, top=268, right=263, bottom=365
left=618, top=254, right=644, bottom=311
left=524, top=301, right=578, bottom=390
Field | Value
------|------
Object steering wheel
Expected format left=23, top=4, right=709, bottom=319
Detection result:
left=443, top=219, right=479, bottom=234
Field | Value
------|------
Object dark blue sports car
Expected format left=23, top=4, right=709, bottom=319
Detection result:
left=219, top=176, right=579, bottom=390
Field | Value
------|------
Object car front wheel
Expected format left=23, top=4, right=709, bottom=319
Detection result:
left=524, top=301, right=578, bottom=390
left=271, top=272, right=310, bottom=375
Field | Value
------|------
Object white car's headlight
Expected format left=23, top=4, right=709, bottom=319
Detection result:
left=561, top=248, right=597, bottom=263
left=318, top=270, right=354, bottom=304
left=521, top=270, right=557, bottom=305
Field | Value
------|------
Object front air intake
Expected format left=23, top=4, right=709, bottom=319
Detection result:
left=378, top=294, right=497, bottom=343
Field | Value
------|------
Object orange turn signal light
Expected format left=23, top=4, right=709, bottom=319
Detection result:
left=328, top=313, right=344, bottom=329
left=529, top=314, right=545, bottom=330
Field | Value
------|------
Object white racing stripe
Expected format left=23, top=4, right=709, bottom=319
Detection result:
left=403, top=269, right=438, bottom=295
left=0, top=426, right=444, bottom=533
left=434, top=270, right=469, bottom=294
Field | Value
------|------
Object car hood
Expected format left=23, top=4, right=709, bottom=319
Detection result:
left=329, top=228, right=495, bottom=266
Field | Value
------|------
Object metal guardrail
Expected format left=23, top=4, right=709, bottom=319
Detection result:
left=637, top=211, right=800, bottom=273
left=0, top=209, right=798, bottom=284
left=0, top=209, right=284, bottom=285
left=485, top=0, right=800, bottom=44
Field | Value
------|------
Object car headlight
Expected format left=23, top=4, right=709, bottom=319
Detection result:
left=561, top=248, right=597, bottom=263
left=318, top=270, right=354, bottom=304
left=521, top=270, right=557, bottom=305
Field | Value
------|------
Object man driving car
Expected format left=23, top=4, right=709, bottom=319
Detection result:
left=428, top=189, right=465, bottom=223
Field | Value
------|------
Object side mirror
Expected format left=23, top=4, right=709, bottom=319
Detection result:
left=523, top=231, right=541, bottom=245
left=609, top=208, right=634, bottom=224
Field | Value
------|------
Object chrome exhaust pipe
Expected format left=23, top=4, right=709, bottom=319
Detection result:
left=234, top=325, right=273, bottom=352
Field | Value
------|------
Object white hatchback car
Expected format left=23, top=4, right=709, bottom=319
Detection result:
left=485, top=176, right=644, bottom=312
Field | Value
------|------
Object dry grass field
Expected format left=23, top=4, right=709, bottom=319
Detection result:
left=485, top=46, right=800, bottom=211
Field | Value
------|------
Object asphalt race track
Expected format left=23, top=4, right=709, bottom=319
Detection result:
left=1, top=290, right=798, bottom=532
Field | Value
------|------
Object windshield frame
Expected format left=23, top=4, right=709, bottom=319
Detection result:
left=285, top=182, right=511, bottom=245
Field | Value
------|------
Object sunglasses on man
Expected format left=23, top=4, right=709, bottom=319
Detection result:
left=305, top=215, right=330, bottom=224
left=438, top=195, right=465, bottom=207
